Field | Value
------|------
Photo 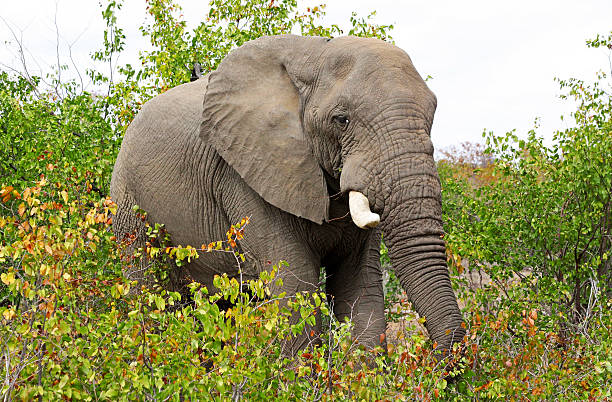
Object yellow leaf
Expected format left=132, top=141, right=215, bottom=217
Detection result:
left=18, top=203, right=26, bottom=217
left=1, top=271, right=15, bottom=285
left=2, top=309, right=16, bottom=321
left=60, top=191, right=68, bottom=204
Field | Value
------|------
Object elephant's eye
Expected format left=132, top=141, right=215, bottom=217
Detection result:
left=332, top=115, right=350, bottom=130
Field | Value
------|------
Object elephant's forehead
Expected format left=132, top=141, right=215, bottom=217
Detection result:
left=326, top=37, right=413, bottom=68
left=322, top=41, right=420, bottom=88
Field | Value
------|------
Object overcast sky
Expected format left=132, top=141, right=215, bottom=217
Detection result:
left=1, top=1, right=611, bottom=150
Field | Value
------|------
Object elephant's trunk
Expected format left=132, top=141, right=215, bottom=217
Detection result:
left=383, top=223, right=465, bottom=352
left=378, top=153, right=465, bottom=353
left=340, top=122, right=465, bottom=353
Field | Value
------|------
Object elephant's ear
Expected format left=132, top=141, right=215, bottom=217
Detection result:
left=201, top=36, right=329, bottom=224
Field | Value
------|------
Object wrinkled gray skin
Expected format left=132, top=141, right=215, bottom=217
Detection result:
left=111, top=35, right=465, bottom=354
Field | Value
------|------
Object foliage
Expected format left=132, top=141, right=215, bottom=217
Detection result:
left=0, top=73, right=119, bottom=196
left=438, top=31, right=612, bottom=399
left=137, top=0, right=392, bottom=86
left=0, top=184, right=451, bottom=400
left=440, top=48, right=611, bottom=326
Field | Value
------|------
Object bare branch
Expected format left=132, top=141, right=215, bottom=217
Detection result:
left=0, top=16, right=42, bottom=98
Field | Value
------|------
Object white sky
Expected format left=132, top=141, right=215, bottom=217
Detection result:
left=1, top=0, right=611, bottom=150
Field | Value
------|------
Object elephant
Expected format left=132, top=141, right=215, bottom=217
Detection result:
left=110, top=34, right=465, bottom=355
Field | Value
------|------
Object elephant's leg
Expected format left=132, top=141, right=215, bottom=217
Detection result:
left=217, top=167, right=327, bottom=353
left=260, top=244, right=322, bottom=354
left=326, top=229, right=386, bottom=350
left=230, top=216, right=323, bottom=354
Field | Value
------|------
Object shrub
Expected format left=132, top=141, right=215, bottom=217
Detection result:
left=0, top=182, right=454, bottom=399
left=438, top=32, right=612, bottom=400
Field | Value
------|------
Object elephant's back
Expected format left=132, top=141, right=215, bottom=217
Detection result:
left=129, top=77, right=209, bottom=143
left=110, top=77, right=221, bottom=242
left=111, top=77, right=209, bottom=198
left=113, top=78, right=208, bottom=172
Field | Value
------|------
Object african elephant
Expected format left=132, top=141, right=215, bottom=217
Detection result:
left=110, top=34, right=465, bottom=354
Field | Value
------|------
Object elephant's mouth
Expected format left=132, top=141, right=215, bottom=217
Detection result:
left=348, top=191, right=380, bottom=229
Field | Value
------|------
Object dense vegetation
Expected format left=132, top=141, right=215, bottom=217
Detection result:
left=1, top=0, right=610, bottom=399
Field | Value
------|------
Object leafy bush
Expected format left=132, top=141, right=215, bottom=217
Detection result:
left=0, top=73, right=118, bottom=196
left=440, top=37, right=611, bottom=327
left=438, top=32, right=612, bottom=400
left=0, top=177, right=452, bottom=400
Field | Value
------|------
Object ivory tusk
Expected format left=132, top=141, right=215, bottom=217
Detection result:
left=348, top=191, right=380, bottom=229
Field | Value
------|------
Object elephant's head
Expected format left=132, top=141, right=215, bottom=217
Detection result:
left=201, top=35, right=465, bottom=353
